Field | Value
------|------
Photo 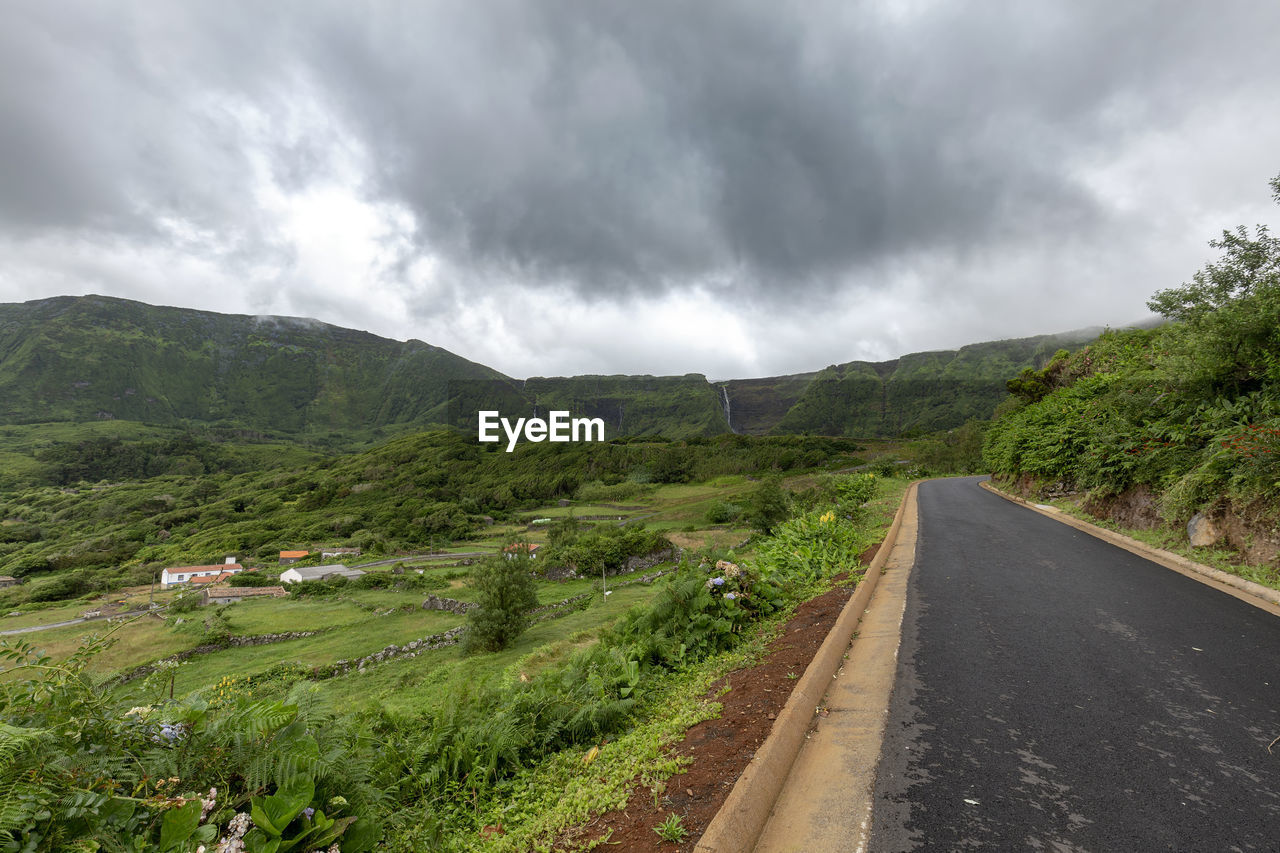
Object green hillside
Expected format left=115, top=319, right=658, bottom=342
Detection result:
left=983, top=172, right=1280, bottom=580
left=0, top=295, right=1101, bottom=449
left=769, top=332, right=1100, bottom=437
left=0, top=429, right=861, bottom=592
left=0, top=295, right=517, bottom=439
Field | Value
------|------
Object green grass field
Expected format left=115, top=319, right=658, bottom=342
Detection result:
left=4, top=470, right=844, bottom=712
left=312, top=583, right=659, bottom=715
left=0, top=600, right=93, bottom=630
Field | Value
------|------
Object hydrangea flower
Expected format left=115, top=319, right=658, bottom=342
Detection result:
left=155, top=723, right=182, bottom=744
left=200, top=787, right=217, bottom=819
left=711, top=577, right=724, bottom=586
left=716, top=560, right=743, bottom=578
left=724, top=592, right=737, bottom=600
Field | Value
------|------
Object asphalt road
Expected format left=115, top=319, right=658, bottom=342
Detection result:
left=869, top=477, right=1280, bottom=852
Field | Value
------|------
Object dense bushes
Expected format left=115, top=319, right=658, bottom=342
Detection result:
left=32, top=432, right=286, bottom=487
left=541, top=521, right=673, bottom=576
left=0, top=632, right=380, bottom=852
left=705, top=499, right=743, bottom=523
left=984, top=171, right=1280, bottom=522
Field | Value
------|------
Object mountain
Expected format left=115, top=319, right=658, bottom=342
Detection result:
left=0, top=295, right=1099, bottom=444
left=0, top=295, right=518, bottom=439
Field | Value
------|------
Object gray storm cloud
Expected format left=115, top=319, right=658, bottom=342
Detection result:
left=0, top=1, right=1278, bottom=376
left=279, top=0, right=1278, bottom=299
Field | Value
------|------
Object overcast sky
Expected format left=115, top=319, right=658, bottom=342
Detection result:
left=2, top=1, right=1278, bottom=379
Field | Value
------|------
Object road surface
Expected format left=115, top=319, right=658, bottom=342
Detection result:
left=869, top=477, right=1280, bottom=850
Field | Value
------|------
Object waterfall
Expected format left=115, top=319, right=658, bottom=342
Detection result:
left=720, top=384, right=737, bottom=434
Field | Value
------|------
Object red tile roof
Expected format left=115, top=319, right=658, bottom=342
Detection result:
left=279, top=550, right=310, bottom=559
left=189, top=572, right=237, bottom=585
left=167, top=564, right=243, bottom=574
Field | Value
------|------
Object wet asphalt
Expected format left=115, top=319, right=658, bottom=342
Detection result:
left=868, top=477, right=1280, bottom=852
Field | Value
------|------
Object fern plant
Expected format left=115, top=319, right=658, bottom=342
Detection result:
left=1, top=626, right=380, bottom=852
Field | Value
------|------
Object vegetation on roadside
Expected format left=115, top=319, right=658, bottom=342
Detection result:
left=984, top=171, right=1280, bottom=581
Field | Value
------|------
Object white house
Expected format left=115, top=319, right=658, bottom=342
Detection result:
left=161, top=563, right=244, bottom=589
left=279, top=564, right=366, bottom=584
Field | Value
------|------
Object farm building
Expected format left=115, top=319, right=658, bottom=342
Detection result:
left=278, top=550, right=310, bottom=565
left=0, top=576, right=19, bottom=588
left=279, top=564, right=366, bottom=584
left=160, top=564, right=245, bottom=589
left=503, top=543, right=541, bottom=559
left=321, top=547, right=361, bottom=561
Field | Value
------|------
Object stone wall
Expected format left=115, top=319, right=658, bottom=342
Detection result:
left=112, top=630, right=325, bottom=684
left=421, top=594, right=477, bottom=614
left=319, top=626, right=467, bottom=677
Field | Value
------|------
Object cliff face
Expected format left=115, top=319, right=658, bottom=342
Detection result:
left=755, top=332, right=1100, bottom=437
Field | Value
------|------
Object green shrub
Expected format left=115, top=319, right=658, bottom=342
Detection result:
left=744, top=476, right=790, bottom=535
left=463, top=555, right=539, bottom=653
left=543, top=524, right=673, bottom=576
left=0, top=633, right=381, bottom=852
left=705, top=500, right=742, bottom=524
left=870, top=457, right=898, bottom=478
left=753, top=509, right=876, bottom=582
left=654, top=813, right=688, bottom=843
left=23, top=572, right=89, bottom=603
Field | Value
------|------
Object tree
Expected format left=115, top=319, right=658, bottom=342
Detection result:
left=1145, top=173, right=1280, bottom=395
left=745, top=476, right=790, bottom=535
left=463, top=554, right=539, bottom=653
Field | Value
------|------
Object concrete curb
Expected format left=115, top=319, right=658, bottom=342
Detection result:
left=695, top=483, right=917, bottom=853
left=980, top=480, right=1280, bottom=616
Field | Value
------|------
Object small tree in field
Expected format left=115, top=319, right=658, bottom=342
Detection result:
left=463, top=554, right=539, bottom=652
left=745, top=475, right=791, bottom=535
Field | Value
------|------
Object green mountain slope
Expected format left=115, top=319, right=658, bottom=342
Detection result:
left=0, top=295, right=1102, bottom=443
left=0, top=295, right=517, bottom=437
left=768, top=332, right=1101, bottom=437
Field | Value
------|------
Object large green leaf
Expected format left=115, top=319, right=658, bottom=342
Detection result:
left=157, top=800, right=200, bottom=851
left=250, top=777, right=314, bottom=837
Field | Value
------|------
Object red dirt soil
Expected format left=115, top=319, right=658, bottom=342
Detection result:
left=555, top=542, right=881, bottom=851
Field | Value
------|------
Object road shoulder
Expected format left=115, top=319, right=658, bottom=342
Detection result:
left=750, top=484, right=918, bottom=852
left=694, top=482, right=917, bottom=853
left=980, top=480, right=1280, bottom=617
